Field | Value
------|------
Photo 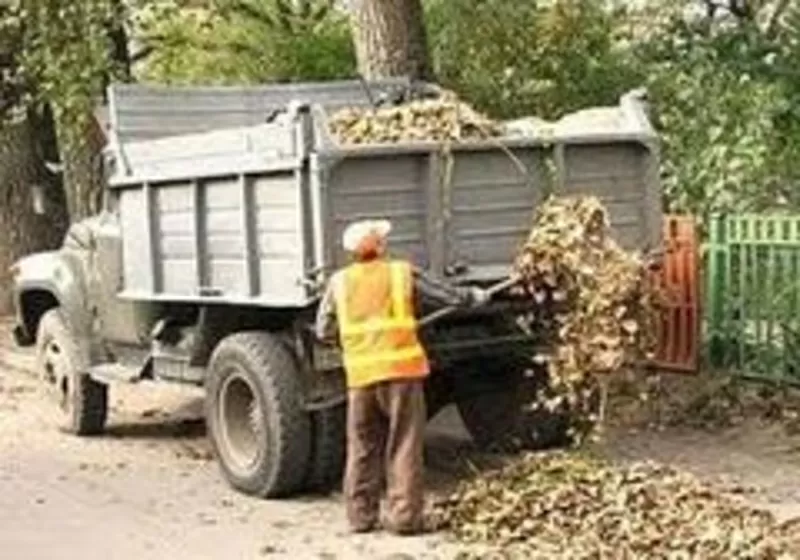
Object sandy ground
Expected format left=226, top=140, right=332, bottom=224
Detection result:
left=3, top=328, right=800, bottom=559
left=0, top=345, right=468, bottom=560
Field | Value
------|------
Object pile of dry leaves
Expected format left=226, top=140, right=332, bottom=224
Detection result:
left=327, top=91, right=501, bottom=145
left=512, top=196, right=661, bottom=442
left=434, top=452, right=798, bottom=559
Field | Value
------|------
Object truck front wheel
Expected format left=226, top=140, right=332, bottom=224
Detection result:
left=36, top=309, right=108, bottom=435
left=206, top=332, right=311, bottom=498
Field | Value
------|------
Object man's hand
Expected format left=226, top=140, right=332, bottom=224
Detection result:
left=469, top=287, right=491, bottom=307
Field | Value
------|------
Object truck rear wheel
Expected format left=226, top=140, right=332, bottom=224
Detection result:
left=456, top=363, right=576, bottom=452
left=36, top=309, right=108, bottom=435
left=206, top=332, right=311, bottom=498
left=304, top=403, right=346, bottom=493
left=457, top=387, right=570, bottom=452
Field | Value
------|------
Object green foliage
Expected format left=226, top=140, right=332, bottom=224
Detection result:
left=769, top=2, right=800, bottom=192
left=0, top=4, right=28, bottom=119
left=0, top=0, right=125, bottom=218
left=636, top=13, right=789, bottom=216
left=1, top=0, right=120, bottom=129
left=135, top=0, right=356, bottom=84
left=425, top=0, right=641, bottom=119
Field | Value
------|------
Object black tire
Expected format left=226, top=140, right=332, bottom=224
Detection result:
left=206, top=332, right=311, bottom=498
left=304, top=403, right=346, bottom=494
left=424, top=368, right=454, bottom=420
left=456, top=363, right=577, bottom=452
left=36, top=309, right=108, bottom=435
left=457, top=384, right=570, bottom=452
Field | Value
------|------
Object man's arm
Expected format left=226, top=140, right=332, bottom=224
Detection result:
left=314, top=277, right=339, bottom=344
left=411, top=266, right=477, bottom=308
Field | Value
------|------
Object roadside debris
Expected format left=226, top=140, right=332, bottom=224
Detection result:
left=434, top=451, right=799, bottom=559
left=327, top=92, right=501, bottom=144
left=607, top=369, right=800, bottom=434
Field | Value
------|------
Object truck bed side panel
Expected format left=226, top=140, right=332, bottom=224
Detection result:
left=449, top=148, right=547, bottom=279
left=117, top=171, right=309, bottom=306
left=561, top=142, right=659, bottom=251
left=324, top=154, right=429, bottom=270
left=319, top=139, right=659, bottom=283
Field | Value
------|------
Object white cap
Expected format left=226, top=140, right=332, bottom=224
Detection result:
left=342, top=219, right=392, bottom=252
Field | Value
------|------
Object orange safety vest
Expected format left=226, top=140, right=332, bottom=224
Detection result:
left=333, top=259, right=430, bottom=389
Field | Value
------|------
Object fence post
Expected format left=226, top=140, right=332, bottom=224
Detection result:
left=706, top=214, right=727, bottom=366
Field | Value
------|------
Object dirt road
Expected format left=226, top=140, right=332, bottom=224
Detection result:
left=0, top=345, right=468, bottom=560
left=3, top=336, right=800, bottom=559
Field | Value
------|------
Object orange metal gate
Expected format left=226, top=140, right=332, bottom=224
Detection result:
left=650, top=215, right=700, bottom=372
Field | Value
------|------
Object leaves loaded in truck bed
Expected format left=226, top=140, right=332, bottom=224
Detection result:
left=327, top=92, right=502, bottom=144
left=512, top=195, right=662, bottom=443
left=432, top=451, right=799, bottom=559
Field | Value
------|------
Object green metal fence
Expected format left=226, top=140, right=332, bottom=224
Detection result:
left=706, top=215, right=800, bottom=383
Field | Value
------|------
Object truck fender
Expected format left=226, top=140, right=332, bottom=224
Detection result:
left=13, top=251, right=92, bottom=347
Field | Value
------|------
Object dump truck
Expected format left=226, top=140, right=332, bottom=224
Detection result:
left=9, top=79, right=662, bottom=498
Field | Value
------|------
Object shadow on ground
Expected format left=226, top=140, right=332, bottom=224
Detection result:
left=106, top=418, right=207, bottom=440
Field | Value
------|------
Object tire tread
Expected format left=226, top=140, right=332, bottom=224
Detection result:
left=304, top=404, right=346, bottom=493
left=207, top=332, right=311, bottom=498
left=37, top=309, right=108, bottom=436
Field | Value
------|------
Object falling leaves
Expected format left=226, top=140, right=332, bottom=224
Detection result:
left=513, top=195, right=662, bottom=443
left=433, top=452, right=799, bottom=560
left=327, top=91, right=502, bottom=145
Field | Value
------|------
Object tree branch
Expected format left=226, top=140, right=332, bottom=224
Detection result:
left=218, top=0, right=278, bottom=29
left=727, top=0, right=755, bottom=20
left=701, top=0, right=720, bottom=20
left=130, top=44, right=156, bottom=63
left=765, top=0, right=791, bottom=38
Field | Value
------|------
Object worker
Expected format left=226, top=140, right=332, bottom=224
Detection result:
left=315, top=218, right=490, bottom=535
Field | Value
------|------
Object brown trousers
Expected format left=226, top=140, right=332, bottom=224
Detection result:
left=344, top=379, right=426, bottom=532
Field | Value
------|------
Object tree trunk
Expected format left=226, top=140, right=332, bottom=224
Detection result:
left=60, top=0, right=131, bottom=222
left=108, top=0, right=132, bottom=82
left=57, top=117, right=106, bottom=221
left=0, top=111, right=69, bottom=314
left=349, top=0, right=432, bottom=80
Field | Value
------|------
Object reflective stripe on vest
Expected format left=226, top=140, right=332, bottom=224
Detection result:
left=333, top=260, right=429, bottom=388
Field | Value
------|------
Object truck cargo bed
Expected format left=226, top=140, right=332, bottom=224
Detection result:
left=104, top=81, right=661, bottom=307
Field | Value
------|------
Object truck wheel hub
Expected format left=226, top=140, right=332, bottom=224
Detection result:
left=219, top=372, right=265, bottom=474
left=42, top=340, right=72, bottom=413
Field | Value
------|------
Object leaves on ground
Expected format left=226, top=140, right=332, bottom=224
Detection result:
left=434, top=451, right=799, bottom=559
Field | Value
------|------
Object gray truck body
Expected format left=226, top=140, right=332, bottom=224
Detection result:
left=10, top=79, right=662, bottom=497
left=11, top=77, right=662, bottom=404
left=104, top=80, right=660, bottom=311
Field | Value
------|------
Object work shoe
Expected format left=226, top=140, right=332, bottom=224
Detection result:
left=349, top=519, right=378, bottom=534
left=382, top=516, right=436, bottom=536
left=385, top=523, right=422, bottom=536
